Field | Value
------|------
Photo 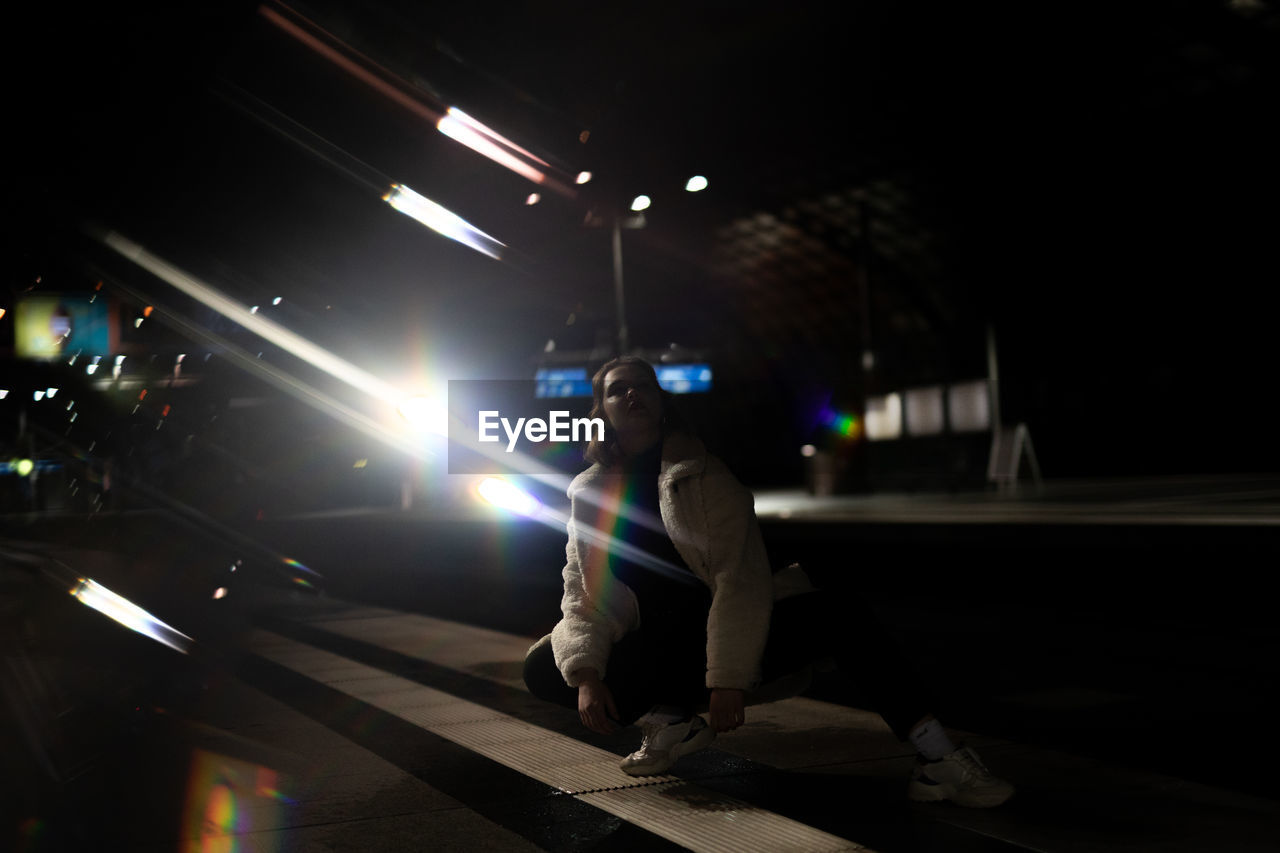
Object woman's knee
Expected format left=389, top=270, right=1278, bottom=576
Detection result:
left=522, top=634, right=561, bottom=700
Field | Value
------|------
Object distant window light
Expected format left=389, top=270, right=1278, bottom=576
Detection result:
left=905, top=386, right=945, bottom=437
left=865, top=394, right=902, bottom=441
left=947, top=380, right=991, bottom=432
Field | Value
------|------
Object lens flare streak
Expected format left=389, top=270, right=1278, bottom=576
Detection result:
left=69, top=577, right=194, bottom=654
left=475, top=479, right=690, bottom=583
left=259, top=4, right=442, bottom=125
left=259, top=3, right=576, bottom=197
left=101, top=231, right=405, bottom=406
left=383, top=184, right=506, bottom=260
left=97, top=232, right=435, bottom=462
left=437, top=110, right=546, bottom=184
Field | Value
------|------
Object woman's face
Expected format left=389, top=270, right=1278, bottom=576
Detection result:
left=601, top=364, right=663, bottom=435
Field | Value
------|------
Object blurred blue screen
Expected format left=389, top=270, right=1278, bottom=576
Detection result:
left=656, top=364, right=712, bottom=394
left=535, top=367, right=592, bottom=399
left=535, top=363, right=712, bottom=397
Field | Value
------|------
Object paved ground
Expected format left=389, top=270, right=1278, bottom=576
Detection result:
left=4, top=475, right=1278, bottom=850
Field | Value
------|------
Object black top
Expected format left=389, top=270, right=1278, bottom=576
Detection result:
left=608, top=443, right=712, bottom=636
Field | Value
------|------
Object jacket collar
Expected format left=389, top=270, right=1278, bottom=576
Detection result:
left=569, top=431, right=706, bottom=496
left=659, top=431, right=706, bottom=485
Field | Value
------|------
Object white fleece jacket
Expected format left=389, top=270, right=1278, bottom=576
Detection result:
left=550, top=432, right=811, bottom=691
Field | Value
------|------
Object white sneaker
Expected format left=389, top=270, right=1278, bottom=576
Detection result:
left=619, top=715, right=715, bottom=776
left=908, top=746, right=1015, bottom=807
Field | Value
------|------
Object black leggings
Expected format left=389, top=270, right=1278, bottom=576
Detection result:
left=523, top=590, right=935, bottom=739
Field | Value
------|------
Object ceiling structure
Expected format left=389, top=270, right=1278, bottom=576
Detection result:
left=8, top=0, right=1280, bottom=479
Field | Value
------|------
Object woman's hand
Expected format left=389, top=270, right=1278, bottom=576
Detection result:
left=576, top=671, right=620, bottom=734
left=709, top=688, right=745, bottom=733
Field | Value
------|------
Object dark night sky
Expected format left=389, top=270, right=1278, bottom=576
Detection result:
left=7, top=1, right=1280, bottom=482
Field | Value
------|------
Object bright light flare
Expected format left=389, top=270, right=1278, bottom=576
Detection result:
left=685, top=175, right=708, bottom=192
left=630, top=195, right=651, bottom=212
left=397, top=394, right=449, bottom=436
left=69, top=577, right=193, bottom=654
left=477, top=477, right=542, bottom=518
left=437, top=108, right=547, bottom=184
left=575, top=171, right=592, bottom=185
left=383, top=184, right=506, bottom=260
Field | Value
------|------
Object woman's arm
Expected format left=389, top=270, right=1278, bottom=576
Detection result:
left=550, top=523, right=618, bottom=686
left=699, top=457, right=775, bottom=692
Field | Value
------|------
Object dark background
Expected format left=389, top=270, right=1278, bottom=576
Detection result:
left=6, top=0, right=1279, bottom=489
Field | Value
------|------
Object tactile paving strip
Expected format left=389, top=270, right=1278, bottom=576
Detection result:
left=251, top=629, right=870, bottom=851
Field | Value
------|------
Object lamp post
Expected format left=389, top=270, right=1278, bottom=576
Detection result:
left=612, top=214, right=630, bottom=356
left=595, top=184, right=697, bottom=358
